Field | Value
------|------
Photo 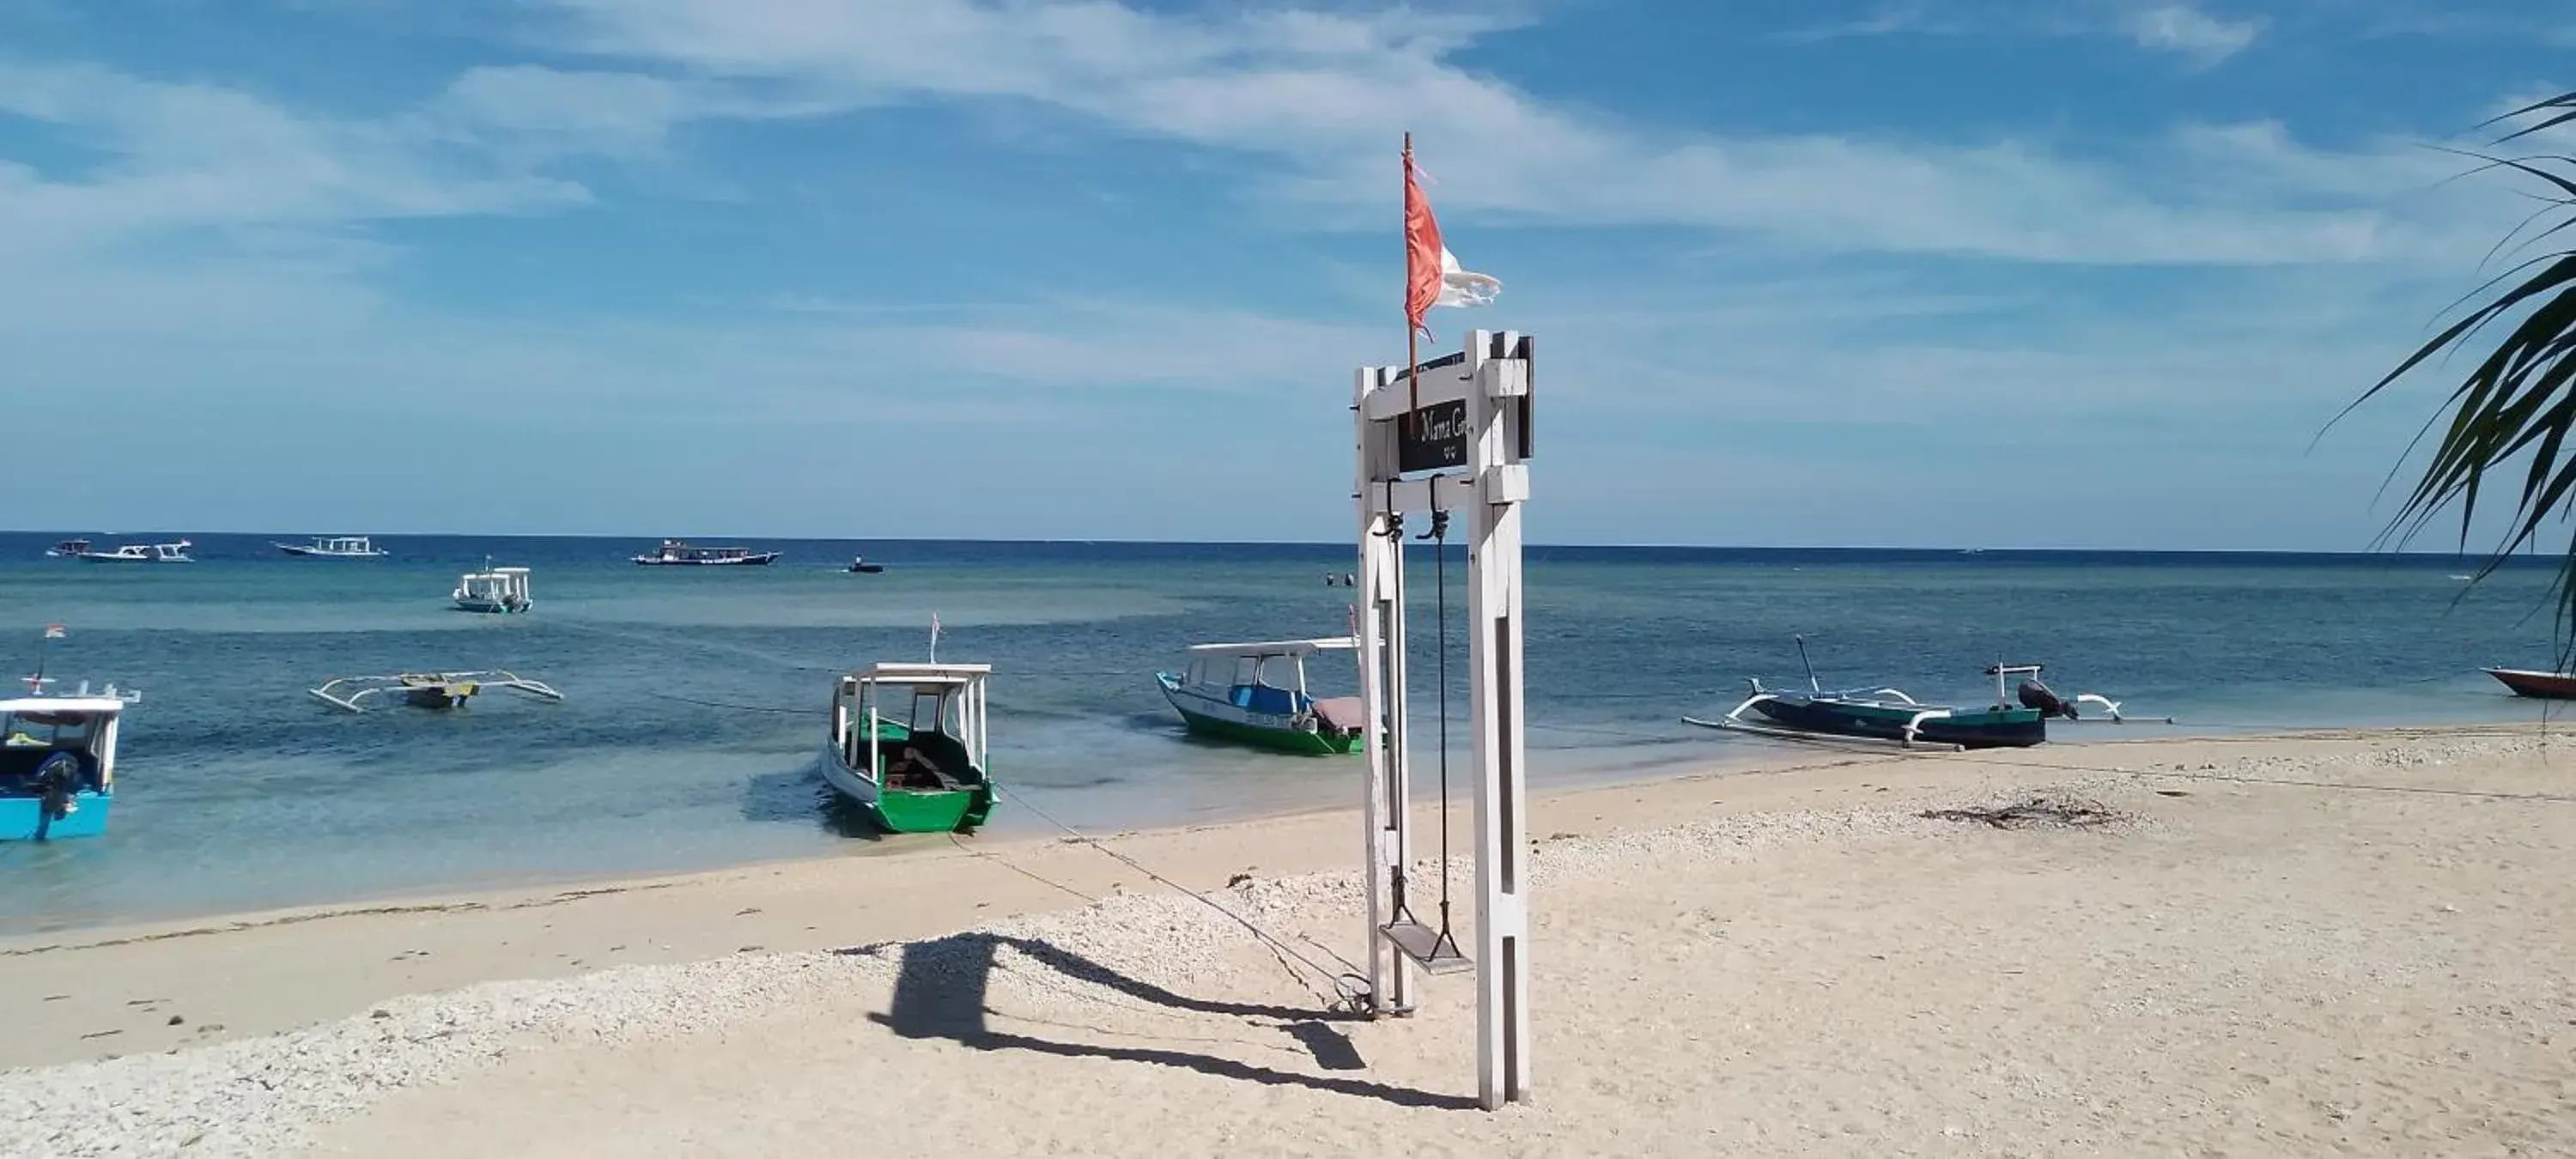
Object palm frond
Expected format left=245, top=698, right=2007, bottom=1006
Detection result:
left=2361, top=96, right=2576, bottom=657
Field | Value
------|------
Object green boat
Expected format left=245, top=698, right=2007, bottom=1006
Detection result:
left=823, top=663, right=995, bottom=834
left=1156, top=638, right=1365, bottom=755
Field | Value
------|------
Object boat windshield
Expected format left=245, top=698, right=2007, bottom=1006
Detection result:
left=2, top=711, right=97, bottom=751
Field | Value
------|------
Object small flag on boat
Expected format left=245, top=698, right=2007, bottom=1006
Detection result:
left=43, top=624, right=64, bottom=640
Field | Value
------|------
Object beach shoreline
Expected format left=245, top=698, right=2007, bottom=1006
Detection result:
left=6, top=722, right=2573, bottom=1156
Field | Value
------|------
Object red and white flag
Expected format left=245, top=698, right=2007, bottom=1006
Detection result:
left=42, top=624, right=64, bottom=640
left=1404, top=141, right=1500, bottom=338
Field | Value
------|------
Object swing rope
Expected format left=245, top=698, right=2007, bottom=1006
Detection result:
left=1378, top=500, right=1416, bottom=928
left=1419, top=501, right=1463, bottom=962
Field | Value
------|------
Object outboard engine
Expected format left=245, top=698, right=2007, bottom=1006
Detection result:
left=2017, top=679, right=2078, bottom=719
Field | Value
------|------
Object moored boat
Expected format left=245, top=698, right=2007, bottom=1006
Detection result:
left=310, top=671, right=563, bottom=713
left=2, top=677, right=138, bottom=840
left=453, top=564, right=532, bottom=613
left=44, top=538, right=91, bottom=558
left=822, top=663, right=996, bottom=834
left=72, top=540, right=192, bottom=563
left=277, top=535, right=387, bottom=558
left=1686, top=639, right=2135, bottom=749
left=635, top=540, right=781, bottom=566
left=2486, top=667, right=2576, bottom=699
left=1155, top=637, right=1365, bottom=755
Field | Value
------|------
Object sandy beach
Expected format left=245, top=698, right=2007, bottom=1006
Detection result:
left=5, top=725, right=2573, bottom=1156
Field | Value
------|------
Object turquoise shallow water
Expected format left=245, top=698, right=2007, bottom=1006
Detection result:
left=0, top=532, right=2557, bottom=932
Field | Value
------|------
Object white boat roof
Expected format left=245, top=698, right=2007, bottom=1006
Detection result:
left=854, top=662, right=993, bottom=682
left=0, top=697, right=128, bottom=715
left=1186, top=637, right=1357, bottom=658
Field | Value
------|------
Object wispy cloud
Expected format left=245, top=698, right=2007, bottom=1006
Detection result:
left=2122, top=4, right=2263, bottom=65
left=511, top=0, right=2499, bottom=267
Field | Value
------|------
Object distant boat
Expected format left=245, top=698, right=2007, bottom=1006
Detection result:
left=453, top=565, right=532, bottom=614
left=277, top=535, right=386, bottom=559
left=848, top=556, right=884, bottom=573
left=2486, top=667, right=2576, bottom=699
left=44, top=539, right=90, bottom=558
left=635, top=540, right=780, bottom=567
left=2, top=677, right=140, bottom=840
left=1155, top=638, right=1365, bottom=755
left=71, top=540, right=192, bottom=563
left=310, top=671, right=562, bottom=713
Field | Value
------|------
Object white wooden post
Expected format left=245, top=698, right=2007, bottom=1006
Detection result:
left=1352, top=332, right=1534, bottom=1107
left=1355, top=365, right=1416, bottom=1016
left=1465, top=334, right=1531, bottom=1107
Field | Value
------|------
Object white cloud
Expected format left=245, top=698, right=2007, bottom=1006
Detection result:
left=519, top=0, right=2497, bottom=267
left=2123, top=4, right=2263, bottom=65
left=0, top=63, right=587, bottom=258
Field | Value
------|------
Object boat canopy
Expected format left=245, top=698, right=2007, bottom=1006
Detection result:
left=1183, top=637, right=1357, bottom=658
left=852, top=662, right=993, bottom=685
left=0, top=696, right=129, bottom=717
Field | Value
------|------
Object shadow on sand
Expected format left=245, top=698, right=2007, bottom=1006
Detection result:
left=846, top=931, right=1472, bottom=1110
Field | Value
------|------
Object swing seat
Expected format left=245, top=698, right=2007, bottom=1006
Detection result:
left=1380, top=919, right=1473, bottom=974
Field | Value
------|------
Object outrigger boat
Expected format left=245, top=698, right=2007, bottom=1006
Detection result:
left=823, top=663, right=995, bottom=834
left=72, top=540, right=192, bottom=563
left=276, top=535, right=386, bottom=558
left=1687, top=639, right=2142, bottom=750
left=635, top=540, right=781, bottom=567
left=309, top=671, right=563, bottom=713
left=2, top=677, right=138, bottom=840
left=453, top=564, right=532, bottom=613
left=1155, top=637, right=1367, bottom=755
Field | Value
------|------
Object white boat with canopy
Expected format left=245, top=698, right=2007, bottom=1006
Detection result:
left=1155, top=637, right=1365, bottom=755
left=453, top=564, right=532, bottom=614
left=277, top=536, right=386, bottom=558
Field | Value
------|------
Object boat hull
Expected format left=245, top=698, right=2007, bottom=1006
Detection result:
left=278, top=546, right=385, bottom=558
left=2486, top=668, right=2576, bottom=699
left=817, top=747, right=993, bottom=834
left=1157, top=675, right=1358, bottom=755
left=1748, top=695, right=2045, bottom=749
left=452, top=598, right=530, bottom=614
left=0, top=791, right=109, bottom=840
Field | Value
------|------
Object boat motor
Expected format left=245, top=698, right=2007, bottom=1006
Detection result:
left=2016, top=679, right=2078, bottom=719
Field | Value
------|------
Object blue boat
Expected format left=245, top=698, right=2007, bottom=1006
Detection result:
left=2, top=679, right=138, bottom=840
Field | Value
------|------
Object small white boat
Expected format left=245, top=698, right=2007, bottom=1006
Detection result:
left=72, top=540, right=192, bottom=563
left=277, top=535, right=386, bottom=559
left=310, top=671, right=562, bottom=713
left=453, top=565, right=532, bottom=614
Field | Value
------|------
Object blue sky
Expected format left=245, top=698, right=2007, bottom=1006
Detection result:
left=0, top=0, right=2565, bottom=549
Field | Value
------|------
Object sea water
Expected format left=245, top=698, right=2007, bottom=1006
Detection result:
left=0, top=532, right=2556, bottom=931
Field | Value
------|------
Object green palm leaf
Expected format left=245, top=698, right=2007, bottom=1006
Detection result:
left=2355, top=95, right=2576, bottom=654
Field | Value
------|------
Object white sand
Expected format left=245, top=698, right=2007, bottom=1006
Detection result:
left=6, top=728, right=2574, bottom=1156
